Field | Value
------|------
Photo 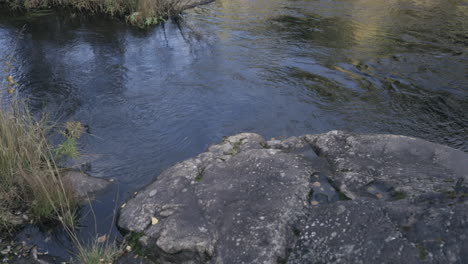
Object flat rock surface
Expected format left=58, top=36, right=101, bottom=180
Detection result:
left=118, top=131, right=468, bottom=264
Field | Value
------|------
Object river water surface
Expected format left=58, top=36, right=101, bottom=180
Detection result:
left=0, top=0, right=467, bottom=259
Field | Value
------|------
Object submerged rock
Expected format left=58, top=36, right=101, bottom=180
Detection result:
left=62, top=170, right=111, bottom=201
left=118, top=131, right=468, bottom=264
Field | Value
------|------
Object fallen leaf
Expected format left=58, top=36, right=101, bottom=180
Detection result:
left=151, top=216, right=159, bottom=225
left=8, top=88, right=15, bottom=94
left=6, top=76, right=14, bottom=84
left=312, top=182, right=321, bottom=187
left=97, top=234, right=107, bottom=243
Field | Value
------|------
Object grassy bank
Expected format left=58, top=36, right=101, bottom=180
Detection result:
left=0, top=0, right=189, bottom=27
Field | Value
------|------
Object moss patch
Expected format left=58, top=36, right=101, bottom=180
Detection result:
left=391, top=191, right=407, bottom=200
left=416, top=244, right=427, bottom=260
left=228, top=141, right=242, bottom=156
left=125, top=232, right=148, bottom=257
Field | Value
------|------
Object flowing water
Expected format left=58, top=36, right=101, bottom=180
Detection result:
left=0, top=0, right=467, bottom=259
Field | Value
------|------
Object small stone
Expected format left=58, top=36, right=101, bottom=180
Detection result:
left=1, top=247, right=10, bottom=255
left=97, top=235, right=107, bottom=243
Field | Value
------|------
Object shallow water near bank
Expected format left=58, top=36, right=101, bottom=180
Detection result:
left=0, top=0, right=467, bottom=260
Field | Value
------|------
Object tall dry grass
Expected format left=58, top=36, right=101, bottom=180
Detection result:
left=0, top=98, right=78, bottom=230
left=0, top=97, right=122, bottom=262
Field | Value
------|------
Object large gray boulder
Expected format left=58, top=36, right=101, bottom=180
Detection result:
left=118, top=131, right=468, bottom=264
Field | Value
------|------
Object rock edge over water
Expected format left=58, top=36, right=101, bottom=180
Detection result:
left=118, top=131, right=468, bottom=264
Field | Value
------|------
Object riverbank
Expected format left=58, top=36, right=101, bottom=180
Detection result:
left=0, top=0, right=213, bottom=27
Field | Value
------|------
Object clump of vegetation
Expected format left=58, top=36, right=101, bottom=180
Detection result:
left=1, top=0, right=188, bottom=27
left=416, top=244, right=428, bottom=260
left=55, top=121, right=85, bottom=161
left=194, top=167, right=204, bottom=182
left=74, top=238, right=120, bottom=264
left=391, top=190, right=407, bottom=200
left=127, top=0, right=186, bottom=27
left=0, top=93, right=119, bottom=262
left=123, top=232, right=148, bottom=257
left=228, top=141, right=242, bottom=156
